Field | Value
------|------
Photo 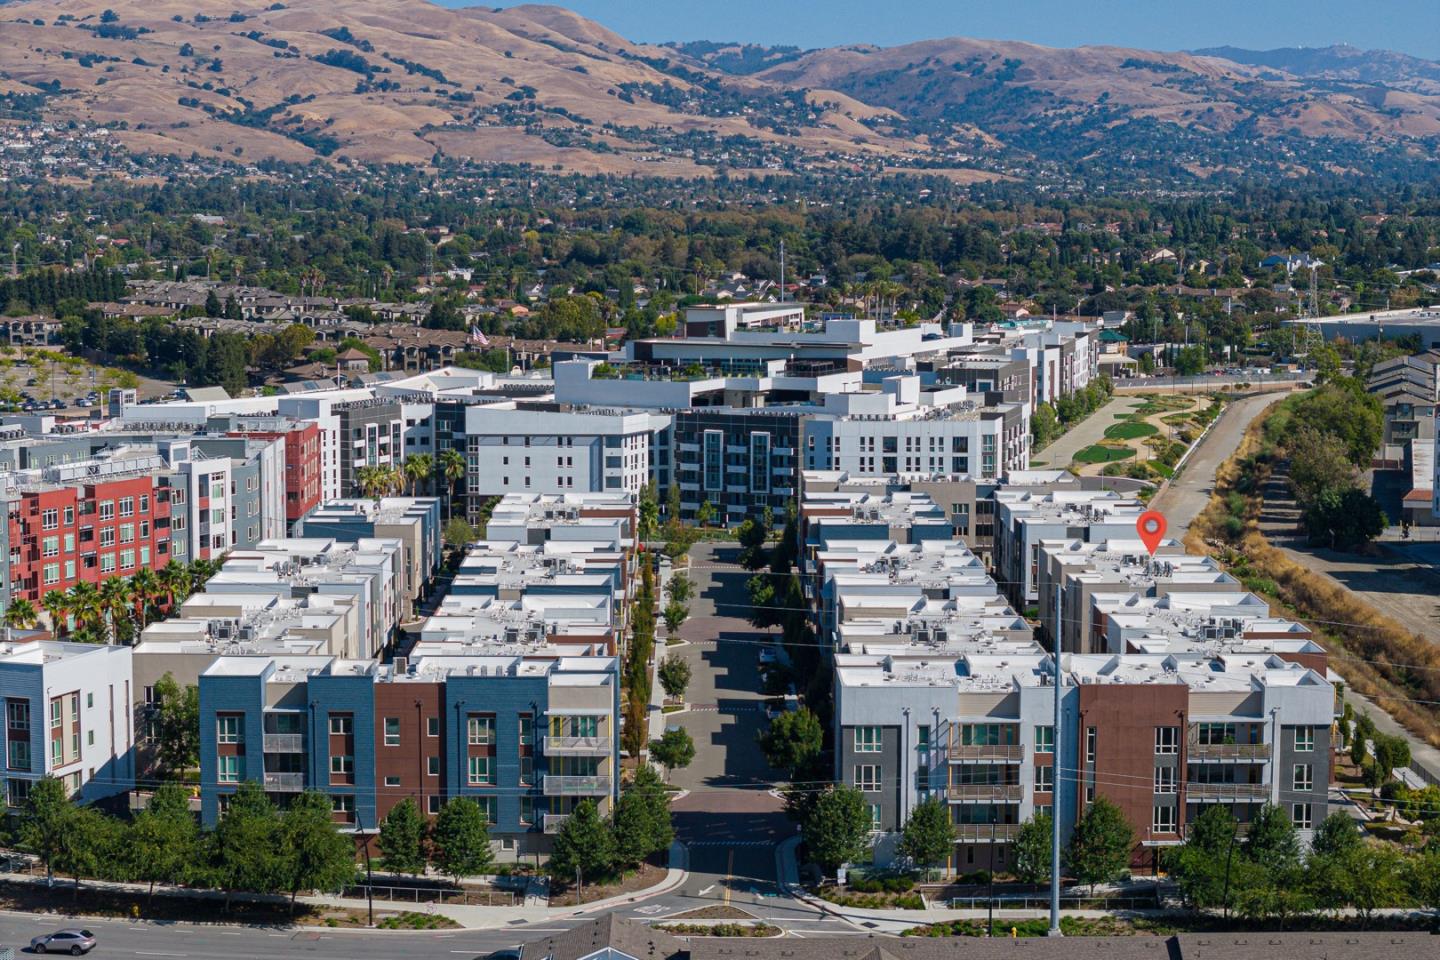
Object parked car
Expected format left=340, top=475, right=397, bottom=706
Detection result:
left=31, top=928, right=96, bottom=954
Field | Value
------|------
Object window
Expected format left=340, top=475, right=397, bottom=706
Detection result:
left=1293, top=764, right=1313, bottom=792
left=7, top=740, right=30, bottom=771
left=41, top=508, right=58, bottom=530
left=480, top=796, right=498, bottom=825
left=217, top=755, right=242, bottom=783
left=119, top=549, right=134, bottom=570
left=1154, top=726, right=1178, bottom=755
left=467, top=716, right=495, bottom=746
left=383, top=776, right=401, bottom=787
left=519, top=797, right=534, bottom=825
left=41, top=563, right=59, bottom=586
left=330, top=755, right=354, bottom=776
left=6, top=778, right=31, bottom=808
left=1154, top=766, right=1177, bottom=794
left=519, top=715, right=533, bottom=747
left=216, top=716, right=242, bottom=744
left=428, top=795, right=442, bottom=815
left=119, top=523, right=134, bottom=544
left=384, top=717, right=400, bottom=746
left=468, top=756, right=494, bottom=785
left=331, top=795, right=355, bottom=817
left=1035, top=725, right=1055, bottom=754
left=520, top=755, right=533, bottom=785
left=328, top=716, right=352, bottom=736
left=868, top=803, right=882, bottom=831
left=749, top=431, right=771, bottom=494
left=427, top=756, right=439, bottom=777
left=1152, top=805, right=1177, bottom=833
left=854, top=764, right=881, bottom=791
left=1292, top=803, right=1313, bottom=830
left=426, top=717, right=439, bottom=738
left=1196, top=722, right=1239, bottom=745
left=1293, top=727, right=1314, bottom=752
left=99, top=528, right=115, bottom=548
left=1035, top=764, right=1054, bottom=793
left=49, top=701, right=60, bottom=730
left=915, top=764, right=929, bottom=791
left=1086, top=727, right=1097, bottom=764
left=7, top=701, right=29, bottom=730
left=99, top=554, right=115, bottom=574
left=119, top=497, right=134, bottom=518
left=98, top=501, right=114, bottom=521
left=854, top=726, right=882, bottom=753
left=916, top=725, right=930, bottom=750
left=41, top=536, right=58, bottom=558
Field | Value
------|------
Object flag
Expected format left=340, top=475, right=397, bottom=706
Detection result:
left=470, top=325, right=489, bottom=346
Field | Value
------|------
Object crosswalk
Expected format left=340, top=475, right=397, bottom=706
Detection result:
left=683, top=703, right=762, bottom=712
left=683, top=840, right=774, bottom=848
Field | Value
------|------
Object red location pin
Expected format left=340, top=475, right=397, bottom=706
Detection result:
left=1136, top=510, right=1167, bottom=555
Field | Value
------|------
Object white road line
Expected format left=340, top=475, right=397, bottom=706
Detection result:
left=135, top=952, right=187, bottom=957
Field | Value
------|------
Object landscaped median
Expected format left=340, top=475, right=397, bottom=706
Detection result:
left=1071, top=393, right=1225, bottom=484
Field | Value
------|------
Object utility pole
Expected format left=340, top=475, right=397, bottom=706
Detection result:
left=779, top=239, right=786, bottom=304
left=1048, top=590, right=1064, bottom=938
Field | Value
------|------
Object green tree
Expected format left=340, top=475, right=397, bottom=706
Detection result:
left=2, top=597, right=38, bottom=630
left=1343, top=842, right=1408, bottom=927
left=1174, top=344, right=1207, bottom=376
left=638, top=482, right=659, bottom=542
left=745, top=573, right=783, bottom=630
left=611, top=764, right=674, bottom=868
left=127, top=783, right=199, bottom=901
left=1303, top=486, right=1388, bottom=550
left=649, top=727, right=695, bottom=780
left=1066, top=797, right=1133, bottom=892
left=377, top=798, right=427, bottom=876
left=737, top=516, right=770, bottom=571
left=549, top=798, right=616, bottom=889
left=279, top=791, right=356, bottom=912
left=152, top=672, right=200, bottom=777
left=1013, top=813, right=1054, bottom=885
left=694, top=500, right=715, bottom=527
left=1372, top=734, right=1412, bottom=783
left=1031, top=402, right=1061, bottom=449
left=658, top=655, right=691, bottom=702
left=1166, top=805, right=1238, bottom=909
left=20, top=776, right=74, bottom=885
left=1244, top=803, right=1300, bottom=869
left=439, top=448, right=466, bottom=521
left=443, top=517, right=476, bottom=546
left=756, top=707, right=823, bottom=777
left=403, top=452, right=434, bottom=496
left=897, top=798, right=955, bottom=873
left=664, top=572, right=693, bottom=604
left=801, top=785, right=871, bottom=875
left=1410, top=845, right=1440, bottom=917
left=1286, top=425, right=1357, bottom=509
left=55, top=806, right=117, bottom=900
left=1288, top=381, right=1384, bottom=467
left=662, top=600, right=689, bottom=635
left=432, top=797, right=494, bottom=883
left=209, top=782, right=282, bottom=910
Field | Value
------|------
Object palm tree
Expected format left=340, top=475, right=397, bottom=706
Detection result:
left=356, top=464, right=390, bottom=501
left=188, top=558, right=220, bottom=591
left=129, top=568, right=161, bottom=630
left=99, top=576, right=133, bottom=644
left=3, top=598, right=38, bottom=632
left=41, top=590, right=69, bottom=637
left=65, top=581, right=101, bottom=636
left=158, top=560, right=192, bottom=611
left=439, top=448, right=466, bottom=521
left=404, top=453, right=434, bottom=496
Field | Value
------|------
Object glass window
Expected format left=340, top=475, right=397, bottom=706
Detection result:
left=868, top=803, right=882, bottom=831
left=1035, top=764, right=1054, bottom=793
left=218, top=755, right=242, bottom=783
left=480, top=796, right=498, bottom=824
left=854, top=764, right=881, bottom=791
left=330, top=755, right=353, bottom=775
left=1293, top=727, right=1314, bottom=752
left=1155, top=727, right=1180, bottom=755
left=329, top=715, right=352, bottom=736
left=427, top=756, right=439, bottom=777
left=1154, top=766, right=1177, bottom=794
left=916, top=725, right=930, bottom=750
left=8, top=740, right=30, bottom=771
left=1291, top=803, right=1313, bottom=829
left=426, top=717, right=439, bottom=738
left=519, top=714, right=533, bottom=746
left=384, top=717, right=400, bottom=746
left=1035, top=725, right=1055, bottom=754
left=216, top=716, right=242, bottom=744
left=1152, top=805, right=1177, bottom=833
left=467, top=716, right=495, bottom=746
left=468, top=755, right=494, bottom=785
left=854, top=726, right=882, bottom=753
left=1086, top=727, right=1097, bottom=764
left=7, top=701, right=29, bottom=730
left=1293, top=764, right=1313, bottom=792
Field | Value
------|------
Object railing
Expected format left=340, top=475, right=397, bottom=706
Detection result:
left=543, top=813, right=570, bottom=834
left=1187, top=782, right=1269, bottom=801
left=948, top=743, right=1024, bottom=762
left=1188, top=742, right=1268, bottom=760
left=542, top=774, right=612, bottom=796
left=947, top=894, right=1163, bottom=911
left=339, top=884, right=519, bottom=907
left=262, top=771, right=304, bottom=791
left=544, top=735, right=609, bottom=756
left=954, top=823, right=1020, bottom=842
left=946, top=784, right=1023, bottom=803
left=263, top=734, right=303, bottom=753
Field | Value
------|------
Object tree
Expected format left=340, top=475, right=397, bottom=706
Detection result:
left=1310, top=810, right=1361, bottom=859
left=41, top=589, right=69, bottom=637
left=1303, top=486, right=1387, bottom=550
left=1066, top=798, right=1133, bottom=892
left=549, top=799, right=615, bottom=888
left=745, top=573, right=783, bottom=630
left=403, top=452, right=434, bottom=496
left=638, top=482, right=659, bottom=542
left=209, top=781, right=281, bottom=911
left=1174, top=344, right=1207, bottom=376
left=55, top=806, right=116, bottom=900
left=20, top=776, right=74, bottom=885
left=279, top=791, right=356, bottom=911
left=756, top=707, right=823, bottom=777
left=737, top=516, right=770, bottom=571
left=1286, top=425, right=1357, bottom=510
left=658, top=655, right=691, bottom=702
left=1166, top=805, right=1238, bottom=910
left=694, top=500, right=715, bottom=527
left=129, top=567, right=161, bottom=630
left=1409, top=845, right=1440, bottom=917
left=3, top=598, right=37, bottom=631
left=897, top=799, right=955, bottom=873
left=1342, top=842, right=1407, bottom=927
left=152, top=672, right=199, bottom=776
left=1013, top=813, right=1053, bottom=885
left=1244, top=803, right=1300, bottom=869
left=443, top=517, right=476, bottom=546
left=649, top=727, right=695, bottom=780
left=439, top=448, right=466, bottom=521
left=1372, top=733, right=1412, bottom=783
left=664, top=572, right=693, bottom=605
left=611, top=765, right=674, bottom=868
left=1288, top=381, right=1383, bottom=468
left=99, top=574, right=132, bottom=643
left=662, top=600, right=688, bottom=635
left=1031, top=402, right=1061, bottom=449
left=432, top=797, right=494, bottom=883
left=126, top=783, right=198, bottom=901
left=204, top=289, right=222, bottom=317
left=377, top=798, right=427, bottom=876
left=801, top=785, right=870, bottom=875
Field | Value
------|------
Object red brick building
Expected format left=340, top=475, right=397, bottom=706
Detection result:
left=226, top=421, right=321, bottom=526
left=6, top=473, right=173, bottom=603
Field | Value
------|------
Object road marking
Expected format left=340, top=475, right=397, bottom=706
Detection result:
left=698, top=884, right=716, bottom=896
left=723, top=849, right=734, bottom=906
left=135, top=952, right=187, bottom=957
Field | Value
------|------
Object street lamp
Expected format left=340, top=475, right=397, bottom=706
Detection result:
left=354, top=808, right=375, bottom=928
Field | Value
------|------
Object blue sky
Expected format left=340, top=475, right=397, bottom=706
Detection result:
left=452, top=0, right=1440, bottom=60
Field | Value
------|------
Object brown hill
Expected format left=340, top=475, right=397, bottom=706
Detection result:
left=3, top=0, right=1439, bottom=177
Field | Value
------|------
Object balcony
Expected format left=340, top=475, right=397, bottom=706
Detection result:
left=544, top=735, right=610, bottom=756
left=263, top=734, right=303, bottom=753
left=946, top=784, right=1023, bottom=803
left=1188, top=742, right=1268, bottom=761
left=543, top=813, right=570, bottom=834
left=954, top=823, right=1020, bottom=842
left=948, top=743, right=1024, bottom=762
left=1188, top=782, right=1269, bottom=801
left=542, top=774, right=612, bottom=796
left=262, top=771, right=304, bottom=792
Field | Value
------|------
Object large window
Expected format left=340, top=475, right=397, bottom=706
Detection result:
left=328, top=715, right=352, bottom=736
left=468, top=756, right=494, bottom=785
left=1034, top=764, right=1054, bottom=793
left=854, top=726, right=882, bottom=753
left=216, top=716, right=243, bottom=744
left=854, top=764, right=881, bottom=792
left=384, top=718, right=400, bottom=747
left=218, top=756, right=242, bottom=783
left=1155, top=727, right=1179, bottom=755
left=1292, top=803, right=1313, bottom=830
left=1034, top=725, right=1054, bottom=754
left=1293, top=727, right=1314, bottom=752
left=749, top=431, right=771, bottom=494
left=1293, top=764, right=1313, bottom=792
left=1154, top=766, right=1177, bottom=794
left=1152, top=805, right=1177, bottom=833
left=467, top=716, right=495, bottom=746
left=702, top=430, right=723, bottom=493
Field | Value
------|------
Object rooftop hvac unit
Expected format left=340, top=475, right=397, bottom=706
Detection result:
left=394, top=656, right=408, bottom=675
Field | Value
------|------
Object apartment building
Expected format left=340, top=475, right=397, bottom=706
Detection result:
left=197, top=652, right=619, bottom=859
left=293, top=498, right=443, bottom=618
left=213, top=416, right=323, bottom=528
left=483, top=493, right=637, bottom=550
left=0, top=641, right=133, bottom=809
left=992, top=488, right=1147, bottom=610
left=834, top=648, right=1336, bottom=873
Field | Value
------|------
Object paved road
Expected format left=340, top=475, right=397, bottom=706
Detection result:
left=1150, top=390, right=1292, bottom=538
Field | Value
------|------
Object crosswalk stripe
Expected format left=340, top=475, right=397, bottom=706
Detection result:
left=683, top=840, right=774, bottom=847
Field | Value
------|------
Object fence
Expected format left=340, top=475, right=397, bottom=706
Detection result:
left=339, top=883, right=520, bottom=907
left=946, top=894, right=1166, bottom=911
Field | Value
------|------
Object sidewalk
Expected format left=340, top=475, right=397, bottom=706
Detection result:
left=1029, top=396, right=1144, bottom=469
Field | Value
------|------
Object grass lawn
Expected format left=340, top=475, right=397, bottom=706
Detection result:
left=1104, top=420, right=1159, bottom=440
left=1074, top=444, right=1135, bottom=464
